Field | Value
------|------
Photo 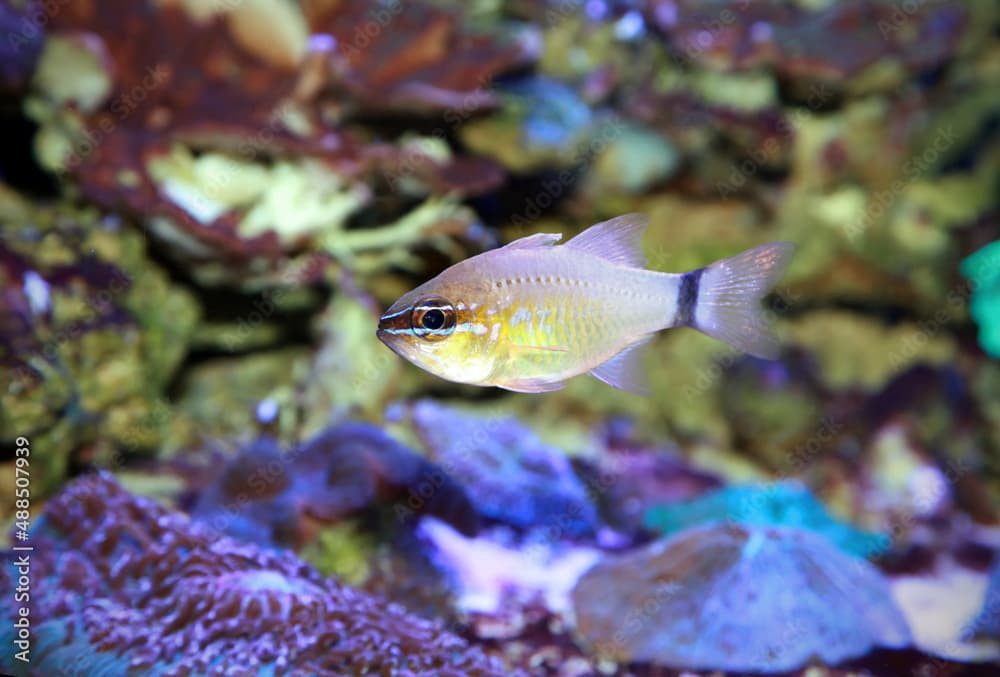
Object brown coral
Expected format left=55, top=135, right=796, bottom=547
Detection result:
left=32, top=0, right=521, bottom=270
left=303, top=0, right=532, bottom=113
left=647, top=0, right=966, bottom=86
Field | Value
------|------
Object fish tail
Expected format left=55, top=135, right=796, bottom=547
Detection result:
left=674, top=242, right=796, bottom=359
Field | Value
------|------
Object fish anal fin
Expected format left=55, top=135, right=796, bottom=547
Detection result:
left=589, top=336, right=653, bottom=395
left=498, top=379, right=566, bottom=393
left=565, top=213, right=649, bottom=268
left=502, top=232, right=563, bottom=250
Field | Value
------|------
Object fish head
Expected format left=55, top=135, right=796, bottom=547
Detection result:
left=377, top=273, right=496, bottom=385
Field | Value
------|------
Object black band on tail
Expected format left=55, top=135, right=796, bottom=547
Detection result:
left=675, top=268, right=704, bottom=326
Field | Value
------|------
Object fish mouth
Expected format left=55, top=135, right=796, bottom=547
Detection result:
left=377, top=304, right=412, bottom=336
left=376, top=313, right=409, bottom=357
left=376, top=328, right=412, bottom=361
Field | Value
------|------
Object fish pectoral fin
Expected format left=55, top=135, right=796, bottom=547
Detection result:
left=589, top=336, right=654, bottom=396
left=498, top=378, right=567, bottom=393
left=565, top=213, right=649, bottom=268
left=501, top=232, right=563, bottom=249
left=509, top=344, right=569, bottom=354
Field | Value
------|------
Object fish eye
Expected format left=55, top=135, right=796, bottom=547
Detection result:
left=412, top=297, right=456, bottom=340
left=422, top=308, right=446, bottom=330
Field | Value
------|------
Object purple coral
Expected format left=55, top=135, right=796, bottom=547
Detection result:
left=189, top=423, right=479, bottom=548
left=410, top=400, right=601, bottom=538
left=0, top=472, right=519, bottom=676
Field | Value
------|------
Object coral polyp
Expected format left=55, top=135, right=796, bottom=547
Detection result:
left=0, top=473, right=518, bottom=676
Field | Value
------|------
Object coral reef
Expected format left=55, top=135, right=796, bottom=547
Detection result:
left=409, top=399, right=600, bottom=537
left=0, top=472, right=518, bottom=676
left=0, top=1, right=43, bottom=95
left=889, top=553, right=999, bottom=662
left=420, top=517, right=600, bottom=616
left=189, top=422, right=479, bottom=549
left=966, top=555, right=1000, bottom=641
left=0, top=195, right=199, bottom=499
left=2, top=0, right=998, bottom=674
left=962, top=240, right=1000, bottom=358
left=303, top=0, right=532, bottom=113
left=26, top=0, right=522, bottom=283
left=643, top=481, right=890, bottom=558
left=571, top=523, right=911, bottom=672
left=460, top=76, right=596, bottom=172
left=573, top=420, right=723, bottom=533
left=645, top=0, right=967, bottom=88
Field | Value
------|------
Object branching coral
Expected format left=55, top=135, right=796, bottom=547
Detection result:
left=0, top=472, right=518, bottom=676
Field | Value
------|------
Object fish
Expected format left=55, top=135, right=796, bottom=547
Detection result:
left=376, top=214, right=795, bottom=394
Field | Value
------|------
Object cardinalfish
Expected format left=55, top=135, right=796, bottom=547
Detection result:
left=377, top=214, right=795, bottom=394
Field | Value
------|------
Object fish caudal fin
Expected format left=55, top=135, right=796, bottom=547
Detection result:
left=678, top=242, right=796, bottom=359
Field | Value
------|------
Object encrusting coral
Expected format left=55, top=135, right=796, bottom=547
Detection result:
left=0, top=195, right=200, bottom=500
left=410, top=399, right=600, bottom=537
left=190, top=422, right=480, bottom=549
left=571, top=523, right=910, bottom=673
left=0, top=472, right=519, bottom=676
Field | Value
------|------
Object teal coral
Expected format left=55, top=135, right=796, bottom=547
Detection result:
left=962, top=240, right=1000, bottom=358
left=643, top=481, right=889, bottom=558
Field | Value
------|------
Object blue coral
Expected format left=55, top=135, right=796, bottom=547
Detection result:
left=410, top=400, right=600, bottom=538
left=965, top=555, right=1000, bottom=641
left=572, top=523, right=910, bottom=673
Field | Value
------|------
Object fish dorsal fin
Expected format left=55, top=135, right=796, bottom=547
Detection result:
left=589, top=335, right=653, bottom=395
left=565, top=213, right=649, bottom=268
left=502, top=232, right=563, bottom=250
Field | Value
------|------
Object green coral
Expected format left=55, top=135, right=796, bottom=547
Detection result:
left=299, top=291, right=403, bottom=433
left=786, top=311, right=955, bottom=391
left=584, top=122, right=679, bottom=195
left=721, top=374, right=823, bottom=472
left=458, top=77, right=594, bottom=173
left=173, top=348, right=309, bottom=450
left=146, top=146, right=371, bottom=242
left=643, top=482, right=889, bottom=558
left=299, top=520, right=375, bottom=585
left=962, top=240, right=1000, bottom=358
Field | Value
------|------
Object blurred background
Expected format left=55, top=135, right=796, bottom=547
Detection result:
left=1, top=0, right=999, bottom=675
